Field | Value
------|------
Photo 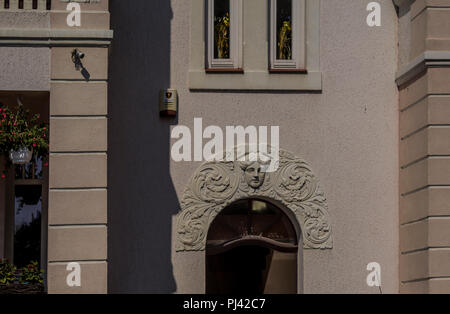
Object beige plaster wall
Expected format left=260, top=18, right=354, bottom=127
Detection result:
left=47, top=19, right=110, bottom=297
left=0, top=47, right=50, bottom=91
left=398, top=0, right=450, bottom=294
left=109, top=0, right=399, bottom=293
left=0, top=11, right=49, bottom=28
left=0, top=3, right=50, bottom=91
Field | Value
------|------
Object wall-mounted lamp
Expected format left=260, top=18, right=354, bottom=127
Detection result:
left=71, top=49, right=85, bottom=71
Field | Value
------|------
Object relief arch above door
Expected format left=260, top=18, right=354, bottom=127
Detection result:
left=176, top=148, right=333, bottom=251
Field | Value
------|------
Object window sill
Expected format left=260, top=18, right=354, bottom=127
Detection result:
left=189, top=70, right=322, bottom=91
left=205, top=68, right=245, bottom=74
left=269, top=69, right=308, bottom=74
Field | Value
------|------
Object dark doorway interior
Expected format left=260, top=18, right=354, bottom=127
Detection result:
left=206, top=199, right=299, bottom=294
left=206, top=245, right=272, bottom=294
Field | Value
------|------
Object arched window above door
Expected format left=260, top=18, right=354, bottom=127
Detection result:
left=176, top=148, right=333, bottom=252
left=207, top=199, right=298, bottom=254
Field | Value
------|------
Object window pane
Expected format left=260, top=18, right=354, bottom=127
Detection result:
left=276, top=0, right=292, bottom=60
left=33, top=156, right=44, bottom=180
left=214, top=0, right=230, bottom=59
left=14, top=156, right=44, bottom=180
left=14, top=185, right=42, bottom=268
left=207, top=199, right=297, bottom=245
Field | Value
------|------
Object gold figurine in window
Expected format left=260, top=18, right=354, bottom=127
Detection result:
left=278, top=20, right=292, bottom=60
left=215, top=12, right=230, bottom=59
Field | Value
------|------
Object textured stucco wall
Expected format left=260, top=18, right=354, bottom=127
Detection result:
left=0, top=47, right=50, bottom=91
left=108, top=0, right=399, bottom=293
left=398, top=3, right=411, bottom=70
left=0, top=11, right=50, bottom=29
left=0, top=10, right=50, bottom=91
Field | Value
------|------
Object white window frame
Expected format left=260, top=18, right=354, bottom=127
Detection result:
left=207, top=0, right=243, bottom=70
left=270, top=0, right=306, bottom=70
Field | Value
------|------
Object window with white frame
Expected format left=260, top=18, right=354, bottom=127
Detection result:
left=207, top=0, right=243, bottom=70
left=270, top=0, right=305, bottom=70
left=190, top=0, right=321, bottom=90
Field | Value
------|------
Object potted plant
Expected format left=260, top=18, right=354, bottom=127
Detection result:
left=17, top=261, right=45, bottom=293
left=0, top=103, right=48, bottom=166
left=0, top=259, right=45, bottom=294
left=0, top=259, right=16, bottom=287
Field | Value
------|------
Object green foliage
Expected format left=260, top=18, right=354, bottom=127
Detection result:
left=0, top=260, right=44, bottom=286
left=19, top=261, right=44, bottom=285
left=215, top=12, right=230, bottom=59
left=0, top=104, right=49, bottom=158
left=0, top=259, right=17, bottom=285
left=278, top=20, right=292, bottom=60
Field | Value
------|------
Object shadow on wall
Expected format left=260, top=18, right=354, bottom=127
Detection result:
left=108, top=0, right=177, bottom=293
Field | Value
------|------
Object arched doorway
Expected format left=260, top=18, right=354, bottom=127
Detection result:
left=206, top=199, right=298, bottom=294
left=176, top=148, right=333, bottom=294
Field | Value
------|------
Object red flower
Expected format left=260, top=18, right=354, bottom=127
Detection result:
left=1, top=173, right=5, bottom=179
left=43, top=162, right=49, bottom=167
left=32, top=143, right=36, bottom=147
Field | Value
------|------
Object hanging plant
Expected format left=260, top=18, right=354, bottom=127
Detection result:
left=0, top=103, right=49, bottom=165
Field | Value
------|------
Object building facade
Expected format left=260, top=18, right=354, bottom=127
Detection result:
left=0, top=0, right=110, bottom=293
left=0, top=0, right=449, bottom=294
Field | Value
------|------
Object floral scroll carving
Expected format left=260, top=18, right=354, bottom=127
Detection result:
left=176, top=149, right=333, bottom=251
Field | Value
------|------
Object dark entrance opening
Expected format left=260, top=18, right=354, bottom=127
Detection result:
left=206, top=199, right=299, bottom=294
left=207, top=245, right=271, bottom=294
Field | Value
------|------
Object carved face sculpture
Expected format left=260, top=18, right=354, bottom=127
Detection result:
left=242, top=161, right=266, bottom=189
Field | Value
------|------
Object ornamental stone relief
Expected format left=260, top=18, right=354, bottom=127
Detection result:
left=176, top=148, right=333, bottom=251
